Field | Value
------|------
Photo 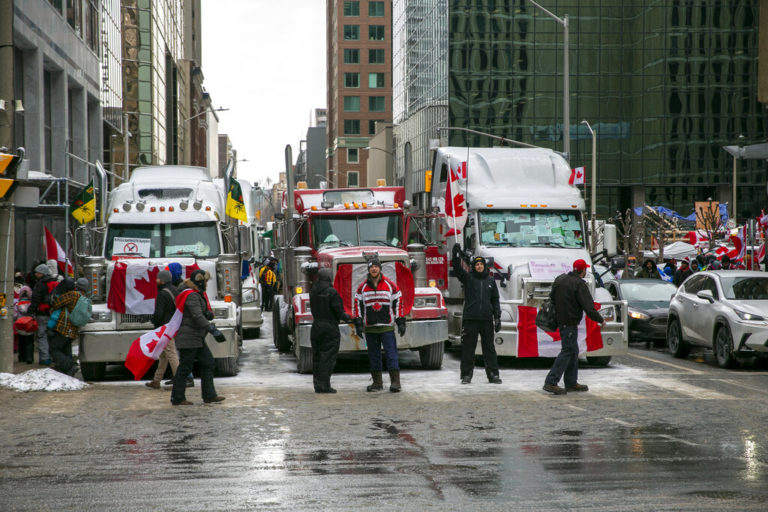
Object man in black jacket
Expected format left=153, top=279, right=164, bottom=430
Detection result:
left=309, top=268, right=351, bottom=393
left=146, top=270, right=184, bottom=389
left=452, top=244, right=502, bottom=384
left=543, top=259, right=606, bottom=395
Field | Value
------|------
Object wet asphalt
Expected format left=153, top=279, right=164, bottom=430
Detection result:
left=1, top=313, right=768, bottom=511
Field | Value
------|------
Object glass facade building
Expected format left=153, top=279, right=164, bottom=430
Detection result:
left=394, top=1, right=765, bottom=220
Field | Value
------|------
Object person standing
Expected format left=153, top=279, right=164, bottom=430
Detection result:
left=145, top=270, right=181, bottom=389
left=170, top=270, right=226, bottom=406
left=451, top=244, right=503, bottom=385
left=163, top=262, right=193, bottom=387
left=29, top=263, right=58, bottom=365
left=635, top=259, right=661, bottom=279
left=13, top=272, right=35, bottom=364
left=259, top=259, right=277, bottom=312
left=353, top=258, right=406, bottom=393
left=309, top=268, right=351, bottom=393
left=673, top=258, right=692, bottom=287
left=48, top=278, right=89, bottom=377
left=543, top=259, right=606, bottom=395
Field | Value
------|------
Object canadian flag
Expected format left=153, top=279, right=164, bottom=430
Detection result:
left=569, top=166, right=585, bottom=186
left=43, top=227, right=74, bottom=276
left=108, top=262, right=161, bottom=314
left=516, top=304, right=603, bottom=357
left=333, top=261, right=414, bottom=318
left=124, top=288, right=195, bottom=379
left=440, top=161, right=468, bottom=234
left=729, top=224, right=747, bottom=261
left=685, top=230, right=709, bottom=247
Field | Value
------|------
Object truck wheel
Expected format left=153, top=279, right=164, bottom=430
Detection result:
left=272, top=299, right=291, bottom=352
left=586, top=356, right=611, bottom=366
left=80, top=362, right=105, bottom=381
left=296, top=346, right=313, bottom=374
left=215, top=356, right=239, bottom=376
left=419, top=341, right=444, bottom=370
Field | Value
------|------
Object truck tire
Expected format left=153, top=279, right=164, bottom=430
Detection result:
left=215, top=356, right=239, bottom=376
left=272, top=299, right=292, bottom=352
left=586, top=356, right=611, bottom=367
left=419, top=341, right=444, bottom=370
left=80, top=362, right=105, bottom=381
left=296, top=346, right=313, bottom=374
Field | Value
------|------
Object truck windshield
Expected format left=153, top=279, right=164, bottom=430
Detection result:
left=105, top=222, right=221, bottom=258
left=478, top=210, right=584, bottom=249
left=313, top=214, right=403, bottom=249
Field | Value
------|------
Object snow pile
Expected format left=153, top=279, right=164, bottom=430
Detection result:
left=0, top=368, right=89, bottom=392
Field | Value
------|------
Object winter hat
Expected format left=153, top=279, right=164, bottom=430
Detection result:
left=473, top=256, right=487, bottom=267
left=681, top=257, right=690, bottom=266
left=14, top=272, right=24, bottom=284
left=75, top=277, right=89, bottom=292
left=368, top=258, right=382, bottom=270
left=46, top=259, right=59, bottom=276
left=167, top=262, right=183, bottom=284
left=157, top=270, right=172, bottom=283
left=191, top=269, right=210, bottom=289
left=34, top=263, right=51, bottom=276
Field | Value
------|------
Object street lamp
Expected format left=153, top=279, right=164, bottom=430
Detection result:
left=527, top=0, right=570, bottom=161
left=182, top=106, right=229, bottom=165
left=581, top=120, right=597, bottom=250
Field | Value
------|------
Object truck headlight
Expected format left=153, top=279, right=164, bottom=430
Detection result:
left=628, top=309, right=649, bottom=320
left=214, top=308, right=230, bottom=319
left=413, top=296, right=438, bottom=308
left=599, top=306, right=615, bottom=322
left=90, top=310, right=113, bottom=323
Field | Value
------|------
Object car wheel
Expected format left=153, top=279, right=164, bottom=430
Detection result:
left=714, top=324, right=736, bottom=369
left=667, top=319, right=690, bottom=358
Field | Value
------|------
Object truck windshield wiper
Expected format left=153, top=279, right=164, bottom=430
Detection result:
left=528, top=241, right=567, bottom=248
left=111, top=252, right=144, bottom=256
left=362, top=240, right=391, bottom=246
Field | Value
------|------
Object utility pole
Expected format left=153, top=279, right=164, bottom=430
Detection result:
left=0, top=0, right=15, bottom=373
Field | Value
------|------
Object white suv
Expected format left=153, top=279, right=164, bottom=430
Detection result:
left=667, top=270, right=768, bottom=367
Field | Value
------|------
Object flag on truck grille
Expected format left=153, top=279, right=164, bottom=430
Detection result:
left=43, top=227, right=74, bottom=276
left=333, top=261, right=414, bottom=317
left=108, top=261, right=202, bottom=314
left=69, top=180, right=96, bottom=224
left=124, top=288, right=195, bottom=380
left=226, top=177, right=248, bottom=223
left=516, top=304, right=602, bottom=357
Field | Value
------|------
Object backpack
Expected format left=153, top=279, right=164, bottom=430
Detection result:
left=66, top=295, right=93, bottom=327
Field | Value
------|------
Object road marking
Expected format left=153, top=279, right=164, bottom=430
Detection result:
left=627, top=352, right=703, bottom=374
left=713, top=378, right=768, bottom=395
left=635, top=377, right=734, bottom=400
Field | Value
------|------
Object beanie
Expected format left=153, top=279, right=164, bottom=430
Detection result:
left=368, top=258, right=382, bottom=270
left=35, top=264, right=51, bottom=276
left=157, top=270, right=172, bottom=283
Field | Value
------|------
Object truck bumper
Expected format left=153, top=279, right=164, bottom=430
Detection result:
left=294, top=319, right=448, bottom=352
left=241, top=303, right=264, bottom=330
left=79, top=328, right=240, bottom=363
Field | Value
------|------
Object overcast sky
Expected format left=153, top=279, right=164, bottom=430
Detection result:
left=201, top=0, right=326, bottom=187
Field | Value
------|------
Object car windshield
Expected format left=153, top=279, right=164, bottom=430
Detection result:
left=478, top=209, right=584, bottom=248
left=720, top=276, right=768, bottom=300
left=105, top=222, right=221, bottom=258
left=619, top=281, right=678, bottom=301
left=313, top=214, right=403, bottom=249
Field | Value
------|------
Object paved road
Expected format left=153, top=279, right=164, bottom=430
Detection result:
left=1, top=312, right=768, bottom=511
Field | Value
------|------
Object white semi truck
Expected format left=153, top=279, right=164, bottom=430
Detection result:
left=76, top=165, right=245, bottom=380
left=426, top=146, right=628, bottom=365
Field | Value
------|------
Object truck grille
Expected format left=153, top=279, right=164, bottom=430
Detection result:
left=118, top=313, right=153, bottom=328
left=524, top=282, right=553, bottom=306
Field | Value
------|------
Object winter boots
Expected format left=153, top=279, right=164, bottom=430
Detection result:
left=366, top=371, right=383, bottom=392
left=389, top=370, right=401, bottom=392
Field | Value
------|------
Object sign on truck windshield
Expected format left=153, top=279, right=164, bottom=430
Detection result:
left=478, top=210, right=584, bottom=249
left=106, top=222, right=221, bottom=258
left=313, top=214, right=402, bottom=249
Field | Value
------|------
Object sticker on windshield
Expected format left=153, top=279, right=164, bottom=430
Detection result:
left=114, top=237, right=151, bottom=257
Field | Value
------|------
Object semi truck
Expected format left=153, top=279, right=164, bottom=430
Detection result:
left=418, top=146, right=628, bottom=365
left=75, top=165, right=246, bottom=380
left=271, top=184, right=448, bottom=373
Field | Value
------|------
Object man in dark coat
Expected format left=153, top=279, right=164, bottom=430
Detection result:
left=451, top=244, right=503, bottom=385
left=170, top=269, right=226, bottom=406
left=146, top=270, right=183, bottom=389
left=543, top=259, right=606, bottom=395
left=309, top=268, right=351, bottom=393
left=673, top=258, right=693, bottom=287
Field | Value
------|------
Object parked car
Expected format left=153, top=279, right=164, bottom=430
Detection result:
left=604, top=279, right=677, bottom=344
left=667, top=270, right=768, bottom=367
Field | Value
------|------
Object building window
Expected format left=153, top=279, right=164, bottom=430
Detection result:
left=343, top=25, right=360, bottom=40
left=344, top=72, right=360, bottom=88
left=347, top=171, right=359, bottom=187
left=343, top=96, right=360, bottom=112
left=369, top=25, right=385, bottom=41
left=343, top=1, right=359, bottom=16
left=369, top=120, right=384, bottom=135
left=344, top=119, right=360, bottom=135
left=67, top=0, right=82, bottom=37
left=368, top=72, right=385, bottom=88
left=348, top=148, right=359, bottom=163
left=343, top=48, right=359, bottom=64
left=369, top=49, right=385, bottom=64
left=369, top=1, right=385, bottom=17
left=369, top=96, right=386, bottom=112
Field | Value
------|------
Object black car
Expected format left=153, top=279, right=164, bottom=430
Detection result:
left=604, top=279, right=678, bottom=345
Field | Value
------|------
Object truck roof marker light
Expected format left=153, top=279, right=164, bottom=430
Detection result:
left=179, top=200, right=188, bottom=210
left=297, top=181, right=308, bottom=189
left=122, top=203, right=132, bottom=212
left=169, top=206, right=174, bottom=212
left=159, top=206, right=165, bottom=212
left=205, top=206, right=211, bottom=211
left=193, top=200, right=202, bottom=210
left=376, top=179, right=386, bottom=187
left=353, top=202, right=359, bottom=209
left=540, top=204, right=548, bottom=207
left=362, top=202, right=368, bottom=208
left=429, top=279, right=436, bottom=288
left=530, top=204, right=538, bottom=208
left=520, top=204, right=527, bottom=208
left=487, top=204, right=494, bottom=207
left=394, top=203, right=399, bottom=208
left=344, top=202, right=350, bottom=209
left=311, top=206, right=318, bottom=211
left=150, top=206, right=156, bottom=212
left=571, top=205, right=578, bottom=208
left=113, top=208, right=119, bottom=213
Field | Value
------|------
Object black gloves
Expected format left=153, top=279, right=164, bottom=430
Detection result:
left=353, top=317, right=365, bottom=337
left=340, top=313, right=352, bottom=324
left=203, top=308, right=214, bottom=321
left=396, top=317, right=406, bottom=337
left=452, top=243, right=462, bottom=261
left=207, top=323, right=226, bottom=343
left=494, top=317, right=501, bottom=333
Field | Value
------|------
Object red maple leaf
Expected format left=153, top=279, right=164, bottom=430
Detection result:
left=134, top=266, right=160, bottom=301
left=145, top=338, right=158, bottom=353
left=372, top=303, right=382, bottom=311
left=451, top=192, right=466, bottom=218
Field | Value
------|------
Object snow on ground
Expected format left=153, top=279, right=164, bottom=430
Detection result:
left=0, top=368, right=89, bottom=392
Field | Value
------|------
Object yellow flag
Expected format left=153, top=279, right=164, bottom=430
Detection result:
left=70, top=181, right=96, bottom=224
left=226, top=177, right=248, bottom=223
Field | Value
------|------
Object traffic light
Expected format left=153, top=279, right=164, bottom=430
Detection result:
left=0, top=152, right=20, bottom=200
